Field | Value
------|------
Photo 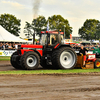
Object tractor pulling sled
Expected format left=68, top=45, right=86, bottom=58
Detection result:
left=10, top=31, right=100, bottom=70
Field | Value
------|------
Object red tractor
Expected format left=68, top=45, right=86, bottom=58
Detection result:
left=10, top=31, right=77, bottom=70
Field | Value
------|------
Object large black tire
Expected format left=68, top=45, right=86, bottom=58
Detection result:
left=94, top=59, right=100, bottom=68
left=10, top=51, right=21, bottom=69
left=52, top=47, right=77, bottom=69
left=20, top=51, right=40, bottom=70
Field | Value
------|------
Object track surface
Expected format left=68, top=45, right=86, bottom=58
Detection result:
left=0, top=61, right=100, bottom=100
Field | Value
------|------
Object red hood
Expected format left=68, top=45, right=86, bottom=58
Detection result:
left=20, top=44, right=43, bottom=48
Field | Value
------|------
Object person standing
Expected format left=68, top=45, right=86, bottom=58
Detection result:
left=0, top=43, right=3, bottom=49
left=15, top=43, right=18, bottom=50
left=2, top=43, right=5, bottom=50
left=5, top=42, right=9, bottom=50
left=8, top=43, right=12, bottom=49
left=79, top=45, right=88, bottom=67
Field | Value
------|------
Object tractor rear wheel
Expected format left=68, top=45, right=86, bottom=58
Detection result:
left=20, top=51, right=40, bottom=70
left=52, top=47, right=77, bottom=69
left=10, top=51, right=21, bottom=69
left=94, top=59, right=100, bottom=68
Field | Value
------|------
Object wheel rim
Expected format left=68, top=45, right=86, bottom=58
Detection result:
left=60, top=50, right=76, bottom=69
left=26, top=55, right=37, bottom=67
left=96, top=61, right=100, bottom=67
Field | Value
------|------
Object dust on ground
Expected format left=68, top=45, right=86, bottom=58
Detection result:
left=0, top=74, right=100, bottom=100
left=0, top=61, right=100, bottom=100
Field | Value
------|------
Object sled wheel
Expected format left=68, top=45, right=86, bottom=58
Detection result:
left=94, top=59, right=100, bottom=68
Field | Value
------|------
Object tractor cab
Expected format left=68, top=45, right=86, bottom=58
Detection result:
left=40, top=31, right=64, bottom=46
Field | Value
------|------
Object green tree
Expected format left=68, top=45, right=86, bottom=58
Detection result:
left=25, top=15, right=72, bottom=39
left=0, top=13, right=21, bottom=36
left=24, top=22, right=33, bottom=38
left=24, top=16, right=46, bottom=43
left=96, top=23, right=100, bottom=40
left=78, top=19, right=100, bottom=40
left=48, top=15, right=72, bottom=38
left=32, top=15, right=47, bottom=35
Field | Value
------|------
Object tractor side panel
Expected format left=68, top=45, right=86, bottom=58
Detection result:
left=17, top=44, right=43, bottom=56
left=18, top=49, right=43, bottom=56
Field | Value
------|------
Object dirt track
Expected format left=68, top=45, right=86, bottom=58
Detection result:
left=0, top=61, right=100, bottom=100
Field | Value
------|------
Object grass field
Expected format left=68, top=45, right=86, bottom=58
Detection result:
left=0, top=69, right=100, bottom=75
left=0, top=56, right=10, bottom=61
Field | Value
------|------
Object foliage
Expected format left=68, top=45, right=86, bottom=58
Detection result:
left=32, top=15, right=47, bottom=36
left=0, top=14, right=21, bottom=36
left=24, top=15, right=47, bottom=38
left=96, top=22, right=100, bottom=40
left=48, top=15, right=72, bottom=38
left=24, top=22, right=33, bottom=38
left=24, top=15, right=72, bottom=38
left=78, top=19, right=100, bottom=40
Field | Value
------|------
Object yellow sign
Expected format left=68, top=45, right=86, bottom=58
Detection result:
left=0, top=52, right=2, bottom=55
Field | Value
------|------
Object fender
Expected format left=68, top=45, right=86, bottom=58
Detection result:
left=29, top=49, right=43, bottom=57
left=54, top=43, right=71, bottom=49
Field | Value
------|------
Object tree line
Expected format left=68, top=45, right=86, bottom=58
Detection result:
left=79, top=19, right=100, bottom=41
left=0, top=13, right=100, bottom=40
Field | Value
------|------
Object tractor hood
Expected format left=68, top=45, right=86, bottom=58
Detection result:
left=18, top=44, right=43, bottom=49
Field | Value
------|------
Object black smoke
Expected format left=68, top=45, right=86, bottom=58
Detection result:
left=33, top=0, right=41, bottom=19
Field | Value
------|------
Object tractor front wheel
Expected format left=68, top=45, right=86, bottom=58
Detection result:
left=20, top=51, right=40, bottom=70
left=10, top=51, right=21, bottom=69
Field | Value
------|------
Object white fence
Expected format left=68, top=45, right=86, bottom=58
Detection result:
left=0, top=50, right=16, bottom=56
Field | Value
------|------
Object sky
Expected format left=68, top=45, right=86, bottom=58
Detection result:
left=0, top=0, right=100, bottom=38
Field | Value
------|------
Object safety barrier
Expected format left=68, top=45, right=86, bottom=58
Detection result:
left=0, top=50, right=16, bottom=56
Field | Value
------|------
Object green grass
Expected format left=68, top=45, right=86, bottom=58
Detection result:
left=0, top=56, right=100, bottom=75
left=0, top=69, right=100, bottom=75
left=0, top=56, right=10, bottom=61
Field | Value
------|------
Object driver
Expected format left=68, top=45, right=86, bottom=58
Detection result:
left=52, top=36, right=57, bottom=44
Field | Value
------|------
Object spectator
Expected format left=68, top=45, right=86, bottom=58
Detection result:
left=15, top=43, right=18, bottom=49
left=0, top=43, right=3, bottom=49
left=36, top=41, right=39, bottom=45
left=12, top=43, right=15, bottom=49
left=85, top=45, right=89, bottom=50
left=2, top=43, right=5, bottom=50
left=5, top=42, right=9, bottom=50
left=8, top=43, right=12, bottom=49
